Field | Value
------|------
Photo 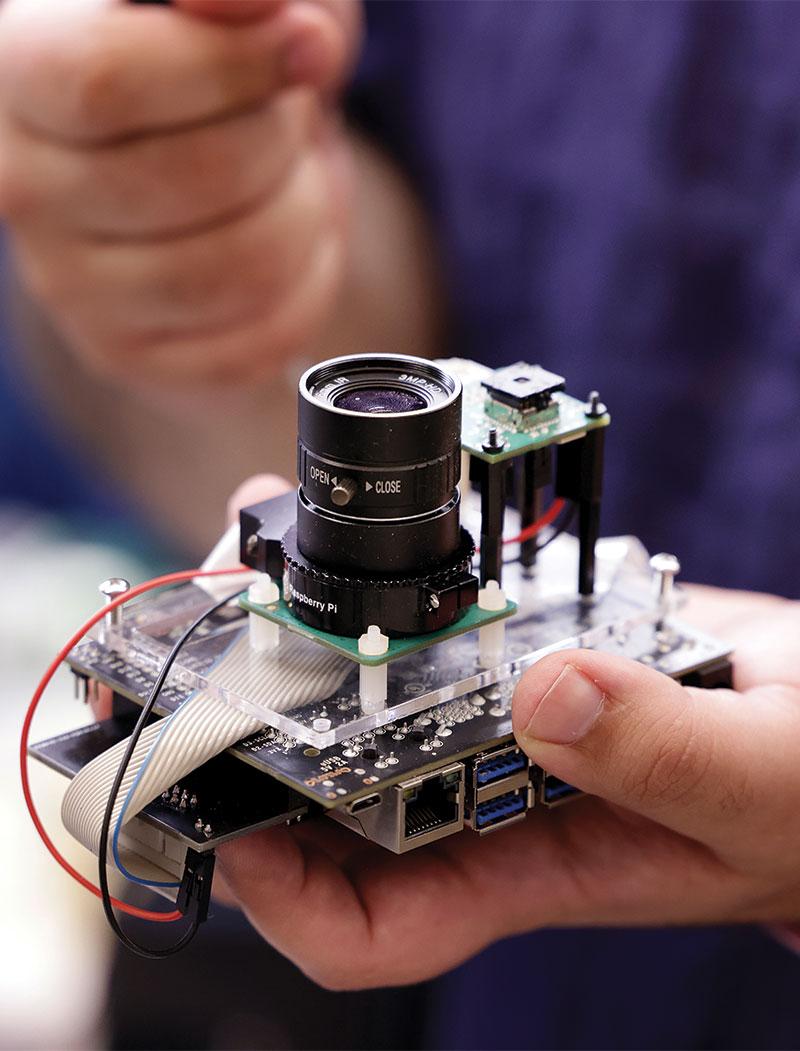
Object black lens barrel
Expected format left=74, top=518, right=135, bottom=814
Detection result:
left=278, top=354, right=477, bottom=636
left=296, top=355, right=464, bottom=576
left=296, top=489, right=463, bottom=574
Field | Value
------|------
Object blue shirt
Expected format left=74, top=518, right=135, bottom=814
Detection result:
left=349, top=0, right=800, bottom=600
left=348, top=2, right=800, bottom=1046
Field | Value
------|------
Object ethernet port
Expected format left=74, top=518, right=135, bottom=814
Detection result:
left=400, top=764, right=464, bottom=847
left=328, top=761, right=464, bottom=853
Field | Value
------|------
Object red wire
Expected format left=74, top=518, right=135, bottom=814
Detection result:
left=20, top=565, right=250, bottom=923
left=503, top=497, right=566, bottom=546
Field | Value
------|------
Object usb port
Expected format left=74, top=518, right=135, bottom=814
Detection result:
left=539, top=773, right=582, bottom=808
left=475, top=746, right=528, bottom=788
left=470, top=744, right=531, bottom=810
left=348, top=793, right=382, bottom=816
left=473, top=788, right=528, bottom=833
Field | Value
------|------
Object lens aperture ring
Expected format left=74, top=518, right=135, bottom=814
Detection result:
left=298, top=445, right=460, bottom=517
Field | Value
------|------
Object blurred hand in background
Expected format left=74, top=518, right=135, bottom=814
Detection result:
left=0, top=0, right=361, bottom=385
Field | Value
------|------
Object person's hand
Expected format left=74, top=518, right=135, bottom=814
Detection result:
left=212, top=507, right=800, bottom=986
left=0, top=0, right=360, bottom=385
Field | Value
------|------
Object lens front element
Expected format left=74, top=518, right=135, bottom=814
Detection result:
left=333, top=386, right=428, bottom=414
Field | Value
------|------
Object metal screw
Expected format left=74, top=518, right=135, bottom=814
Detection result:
left=482, top=426, right=506, bottom=453
left=584, top=390, right=607, bottom=418
left=99, top=577, right=130, bottom=634
left=649, top=552, right=681, bottom=623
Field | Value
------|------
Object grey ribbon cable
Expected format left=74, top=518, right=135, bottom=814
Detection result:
left=62, top=629, right=349, bottom=859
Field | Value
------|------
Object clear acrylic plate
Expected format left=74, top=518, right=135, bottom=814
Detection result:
left=83, top=533, right=690, bottom=748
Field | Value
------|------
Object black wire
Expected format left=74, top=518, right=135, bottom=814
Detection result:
left=504, top=501, right=577, bottom=566
left=98, top=586, right=245, bottom=959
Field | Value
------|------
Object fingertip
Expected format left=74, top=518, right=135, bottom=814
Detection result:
left=216, top=828, right=267, bottom=882
left=512, top=653, right=577, bottom=738
left=226, top=473, right=293, bottom=525
left=281, top=4, right=351, bottom=92
left=211, top=866, right=242, bottom=910
left=510, top=655, right=605, bottom=748
left=173, top=0, right=285, bottom=24
left=173, top=0, right=352, bottom=92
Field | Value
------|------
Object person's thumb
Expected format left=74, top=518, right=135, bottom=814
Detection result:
left=173, top=0, right=284, bottom=24
left=512, top=649, right=800, bottom=860
left=227, top=473, right=292, bottom=527
left=174, top=0, right=361, bottom=94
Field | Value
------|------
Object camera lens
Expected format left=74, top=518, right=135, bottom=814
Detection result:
left=281, top=354, right=478, bottom=637
left=333, top=387, right=428, bottom=414
left=296, top=354, right=463, bottom=572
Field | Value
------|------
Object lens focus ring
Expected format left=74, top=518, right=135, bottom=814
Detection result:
left=298, top=355, right=462, bottom=466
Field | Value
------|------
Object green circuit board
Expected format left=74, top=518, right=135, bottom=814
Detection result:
left=240, top=592, right=517, bottom=666
left=453, top=361, right=610, bottom=463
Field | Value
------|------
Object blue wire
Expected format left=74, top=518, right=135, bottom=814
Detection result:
left=112, top=705, right=182, bottom=888
left=111, top=618, right=244, bottom=888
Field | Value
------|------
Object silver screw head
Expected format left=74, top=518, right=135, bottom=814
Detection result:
left=649, top=553, right=681, bottom=579
left=649, top=553, right=681, bottom=617
left=99, top=577, right=130, bottom=601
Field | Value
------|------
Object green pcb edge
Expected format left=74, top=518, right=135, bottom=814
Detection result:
left=239, top=593, right=517, bottom=666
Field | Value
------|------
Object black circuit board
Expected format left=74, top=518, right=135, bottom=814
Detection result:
left=30, top=707, right=309, bottom=848
left=66, top=638, right=517, bottom=806
left=60, top=621, right=730, bottom=810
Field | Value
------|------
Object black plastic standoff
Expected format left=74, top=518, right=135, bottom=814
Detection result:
left=516, top=448, right=553, bottom=569
left=470, top=451, right=510, bottom=587
left=555, top=424, right=605, bottom=597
